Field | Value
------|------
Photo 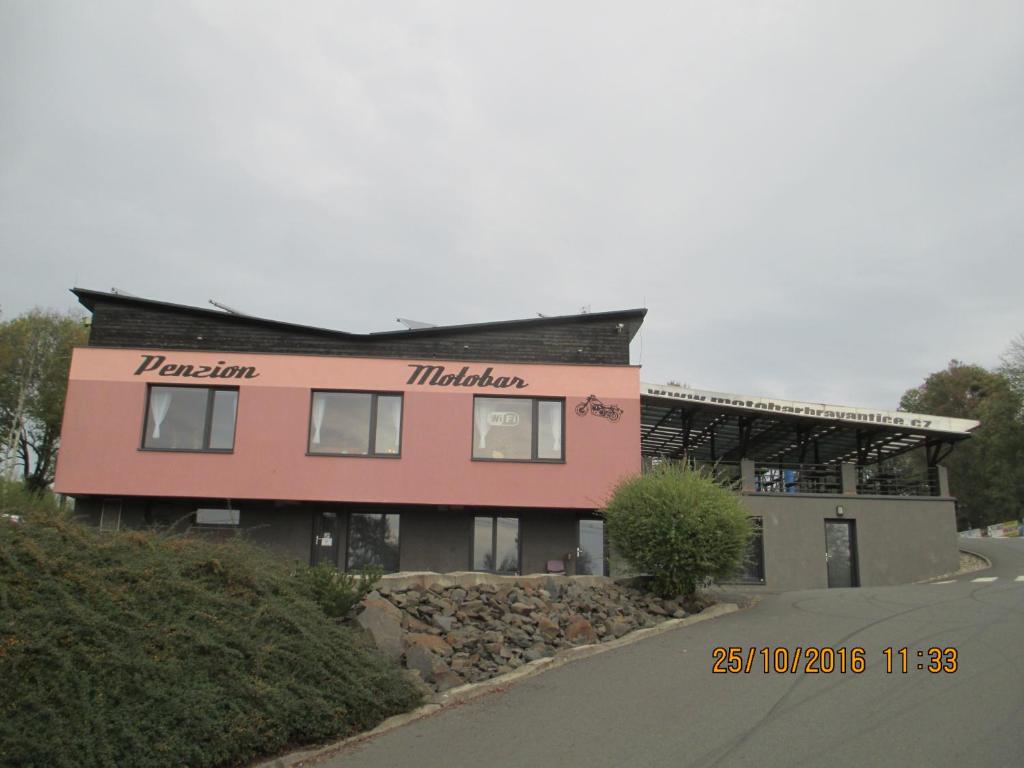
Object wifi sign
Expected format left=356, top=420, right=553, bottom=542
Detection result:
left=487, top=412, right=521, bottom=427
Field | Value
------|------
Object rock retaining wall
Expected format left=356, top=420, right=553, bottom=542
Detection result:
left=356, top=573, right=710, bottom=692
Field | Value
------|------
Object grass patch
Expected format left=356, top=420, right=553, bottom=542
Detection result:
left=0, top=504, right=421, bottom=768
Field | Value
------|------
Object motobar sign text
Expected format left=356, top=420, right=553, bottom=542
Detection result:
left=406, top=364, right=527, bottom=389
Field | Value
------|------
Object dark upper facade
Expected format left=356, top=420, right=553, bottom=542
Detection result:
left=73, top=288, right=646, bottom=366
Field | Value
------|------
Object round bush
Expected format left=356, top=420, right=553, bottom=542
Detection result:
left=604, top=463, right=751, bottom=597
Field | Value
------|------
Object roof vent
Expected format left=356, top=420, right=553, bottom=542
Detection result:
left=396, top=317, right=437, bottom=330
left=209, top=299, right=249, bottom=316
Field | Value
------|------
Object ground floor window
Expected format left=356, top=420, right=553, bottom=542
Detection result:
left=99, top=499, right=122, bottom=532
left=347, top=512, right=400, bottom=572
left=195, top=507, right=240, bottom=526
left=737, top=516, right=766, bottom=583
left=576, top=518, right=606, bottom=576
left=472, top=515, right=520, bottom=574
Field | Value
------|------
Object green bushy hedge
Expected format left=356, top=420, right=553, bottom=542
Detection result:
left=0, top=507, right=421, bottom=768
left=604, top=463, right=751, bottom=597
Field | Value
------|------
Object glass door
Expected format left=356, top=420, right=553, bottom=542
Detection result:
left=311, top=510, right=340, bottom=567
left=576, top=519, right=606, bottom=576
left=472, top=516, right=520, bottom=574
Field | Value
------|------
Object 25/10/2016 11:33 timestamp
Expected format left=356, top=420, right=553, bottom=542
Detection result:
left=711, top=647, right=958, bottom=674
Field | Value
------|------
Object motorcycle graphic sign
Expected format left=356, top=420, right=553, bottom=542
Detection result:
left=575, top=395, right=623, bottom=422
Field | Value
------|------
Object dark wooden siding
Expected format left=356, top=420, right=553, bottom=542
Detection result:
left=85, top=300, right=642, bottom=365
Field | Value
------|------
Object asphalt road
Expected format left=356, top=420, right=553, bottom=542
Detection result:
left=322, top=537, right=1024, bottom=768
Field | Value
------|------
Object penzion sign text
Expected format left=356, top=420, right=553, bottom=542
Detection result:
left=133, top=354, right=260, bottom=380
left=406, top=364, right=527, bottom=389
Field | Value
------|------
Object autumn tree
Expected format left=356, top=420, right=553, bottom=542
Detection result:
left=900, top=361, right=1024, bottom=530
left=0, top=309, right=88, bottom=492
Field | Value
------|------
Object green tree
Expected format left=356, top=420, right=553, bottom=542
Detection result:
left=604, top=463, right=751, bottom=597
left=998, top=333, right=1024, bottom=407
left=900, top=360, right=1024, bottom=530
left=0, top=309, right=88, bottom=492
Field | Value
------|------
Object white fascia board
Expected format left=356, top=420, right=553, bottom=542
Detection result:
left=641, top=382, right=980, bottom=436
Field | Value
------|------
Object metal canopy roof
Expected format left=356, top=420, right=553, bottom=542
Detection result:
left=641, top=382, right=979, bottom=465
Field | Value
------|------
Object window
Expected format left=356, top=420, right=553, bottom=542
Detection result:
left=347, top=512, right=400, bottom=572
left=99, top=499, right=122, bottom=532
left=195, top=508, right=240, bottom=526
left=472, top=516, right=520, bottom=574
left=737, top=517, right=765, bottom=583
left=309, top=391, right=402, bottom=456
left=472, top=397, right=563, bottom=461
left=143, top=386, right=238, bottom=451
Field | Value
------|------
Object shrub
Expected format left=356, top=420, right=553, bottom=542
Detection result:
left=604, top=463, right=751, bottom=597
left=0, top=507, right=421, bottom=768
left=295, top=562, right=381, bottom=619
left=0, top=478, right=61, bottom=516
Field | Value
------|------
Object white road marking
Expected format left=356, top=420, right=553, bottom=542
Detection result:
left=972, top=576, right=998, bottom=582
left=933, top=580, right=956, bottom=584
left=1015, top=575, right=1024, bottom=582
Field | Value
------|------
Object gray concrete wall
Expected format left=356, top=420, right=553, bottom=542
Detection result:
left=72, top=497, right=102, bottom=526
left=71, top=496, right=588, bottom=575
left=73, top=493, right=956, bottom=590
left=395, top=507, right=584, bottom=575
left=399, top=509, right=470, bottom=572
left=741, top=494, right=959, bottom=591
left=241, top=503, right=315, bottom=562
left=71, top=496, right=314, bottom=562
left=519, top=510, right=578, bottom=575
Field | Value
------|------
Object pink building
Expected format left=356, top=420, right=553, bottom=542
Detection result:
left=55, top=289, right=645, bottom=575
left=56, top=288, right=977, bottom=590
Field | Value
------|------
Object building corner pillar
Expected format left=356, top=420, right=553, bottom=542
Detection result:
left=841, top=463, right=858, bottom=495
left=740, top=459, right=756, bottom=493
left=936, top=465, right=951, bottom=497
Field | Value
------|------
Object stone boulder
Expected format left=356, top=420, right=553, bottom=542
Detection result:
left=536, top=615, right=560, bottom=642
left=357, top=597, right=404, bottom=661
left=405, top=643, right=450, bottom=683
left=405, top=632, right=453, bottom=657
left=565, top=614, right=598, bottom=645
left=608, top=618, right=632, bottom=638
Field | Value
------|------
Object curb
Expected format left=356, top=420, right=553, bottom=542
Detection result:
left=917, top=548, right=992, bottom=584
left=957, top=547, right=992, bottom=572
left=255, top=602, right=741, bottom=768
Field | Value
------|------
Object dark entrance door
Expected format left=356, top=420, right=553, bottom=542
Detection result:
left=312, top=510, right=340, bottom=567
left=824, top=519, right=858, bottom=587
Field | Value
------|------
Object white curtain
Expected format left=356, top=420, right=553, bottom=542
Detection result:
left=150, top=390, right=172, bottom=439
left=549, top=403, right=561, bottom=452
left=391, top=399, right=402, bottom=441
left=312, top=395, right=327, bottom=444
left=474, top=403, right=492, bottom=449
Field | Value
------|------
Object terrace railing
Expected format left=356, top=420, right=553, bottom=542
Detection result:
left=753, top=462, right=843, bottom=495
left=705, top=461, right=743, bottom=492
left=640, top=457, right=743, bottom=491
left=642, top=457, right=947, bottom=497
left=856, top=465, right=940, bottom=497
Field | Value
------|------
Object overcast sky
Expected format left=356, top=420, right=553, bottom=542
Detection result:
left=2, top=1, right=1022, bottom=409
